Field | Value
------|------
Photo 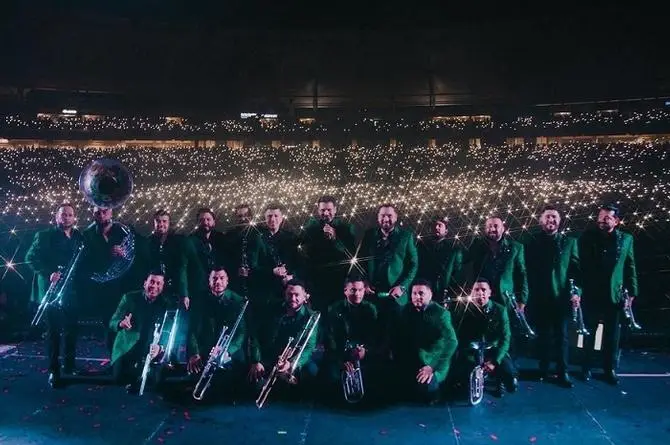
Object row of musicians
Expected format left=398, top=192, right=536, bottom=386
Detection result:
left=111, top=268, right=514, bottom=404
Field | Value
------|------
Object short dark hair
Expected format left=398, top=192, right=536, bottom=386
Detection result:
left=196, top=207, right=216, bottom=220
left=265, top=202, right=284, bottom=213
left=600, top=203, right=620, bottom=218
left=146, top=269, right=165, bottom=279
left=56, top=202, right=75, bottom=214
left=411, top=278, right=433, bottom=290
left=541, top=205, right=559, bottom=214
left=318, top=195, right=337, bottom=206
left=153, top=209, right=170, bottom=221
left=284, top=278, right=307, bottom=291
left=377, top=203, right=397, bottom=213
left=209, top=265, right=227, bottom=275
left=234, top=204, right=252, bottom=214
left=473, top=277, right=491, bottom=286
left=344, top=273, right=366, bottom=286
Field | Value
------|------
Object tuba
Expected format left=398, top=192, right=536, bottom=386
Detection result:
left=79, top=158, right=135, bottom=282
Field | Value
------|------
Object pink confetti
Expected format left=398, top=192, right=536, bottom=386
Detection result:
left=93, top=423, right=101, bottom=428
left=127, top=417, right=135, bottom=421
left=418, top=423, right=426, bottom=428
left=379, top=430, right=388, bottom=435
left=490, top=434, right=499, bottom=441
left=530, top=437, right=537, bottom=443
left=100, top=359, right=110, bottom=366
left=157, top=438, right=164, bottom=443
left=184, top=411, right=191, bottom=420
left=453, top=428, right=460, bottom=435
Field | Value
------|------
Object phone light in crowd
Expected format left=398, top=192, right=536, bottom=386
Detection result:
left=62, top=109, right=78, bottom=115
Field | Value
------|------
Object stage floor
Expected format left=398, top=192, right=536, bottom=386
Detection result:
left=1, top=340, right=669, bottom=445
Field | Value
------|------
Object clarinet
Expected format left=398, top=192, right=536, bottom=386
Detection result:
left=240, top=231, right=249, bottom=294
left=568, top=279, right=590, bottom=336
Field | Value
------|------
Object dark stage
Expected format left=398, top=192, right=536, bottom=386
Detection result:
left=1, top=339, right=669, bottom=445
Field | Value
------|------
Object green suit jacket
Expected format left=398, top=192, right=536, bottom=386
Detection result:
left=579, top=228, right=638, bottom=304
left=391, top=301, right=458, bottom=383
left=360, top=227, right=419, bottom=307
left=193, top=288, right=248, bottom=361
left=525, top=232, right=581, bottom=304
left=417, top=237, right=464, bottom=300
left=451, top=300, right=511, bottom=364
left=137, top=232, right=189, bottom=297
left=325, top=299, right=379, bottom=362
left=467, top=237, right=529, bottom=305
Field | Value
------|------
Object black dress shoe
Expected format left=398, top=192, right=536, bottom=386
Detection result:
left=604, top=369, right=619, bottom=386
left=581, top=368, right=592, bottom=381
left=557, top=372, right=574, bottom=388
left=48, top=372, right=63, bottom=389
left=505, top=377, right=519, bottom=393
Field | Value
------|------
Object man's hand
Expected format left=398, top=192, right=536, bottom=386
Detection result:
left=624, top=296, right=635, bottom=308
left=483, top=361, right=496, bottom=372
left=516, top=302, right=526, bottom=312
left=281, top=275, right=294, bottom=285
left=352, top=346, right=366, bottom=361
left=277, top=359, right=292, bottom=375
left=182, top=296, right=190, bottom=310
left=273, top=265, right=288, bottom=278
left=323, top=224, right=336, bottom=240
left=570, top=295, right=581, bottom=307
left=389, top=286, right=404, bottom=299
left=149, top=344, right=163, bottom=360
left=416, top=365, right=434, bottom=384
left=187, top=355, right=202, bottom=374
left=239, top=266, right=250, bottom=277
left=248, top=362, right=265, bottom=382
left=364, top=285, right=375, bottom=295
left=343, top=361, right=356, bottom=373
left=111, top=245, right=124, bottom=257
left=49, top=272, right=62, bottom=283
left=119, top=313, right=133, bottom=330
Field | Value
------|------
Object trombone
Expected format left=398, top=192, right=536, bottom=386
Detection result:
left=256, top=312, right=320, bottom=409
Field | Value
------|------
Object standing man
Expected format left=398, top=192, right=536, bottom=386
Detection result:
left=300, top=196, right=356, bottom=311
left=525, top=205, right=581, bottom=388
left=579, top=204, right=638, bottom=385
left=26, top=203, right=84, bottom=388
left=186, top=208, right=226, bottom=310
left=417, top=216, right=464, bottom=304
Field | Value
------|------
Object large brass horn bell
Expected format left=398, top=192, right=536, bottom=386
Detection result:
left=79, top=158, right=133, bottom=209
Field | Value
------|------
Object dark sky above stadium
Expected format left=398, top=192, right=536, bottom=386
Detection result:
left=1, top=1, right=668, bottom=112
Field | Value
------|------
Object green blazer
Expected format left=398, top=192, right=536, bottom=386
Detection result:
left=25, top=227, right=84, bottom=304
left=137, top=232, right=189, bottom=297
left=325, top=299, right=379, bottom=361
left=451, top=300, right=511, bottom=365
left=360, top=227, right=419, bottom=306
left=525, top=232, right=581, bottom=304
left=467, top=237, right=529, bottom=305
left=579, top=228, right=638, bottom=304
left=193, top=288, right=248, bottom=361
left=417, top=237, right=464, bottom=300
left=391, top=301, right=458, bottom=383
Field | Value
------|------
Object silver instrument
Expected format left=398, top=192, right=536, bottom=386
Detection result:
left=468, top=340, right=492, bottom=406
left=568, top=279, right=590, bottom=336
left=193, top=300, right=250, bottom=401
left=139, top=321, right=163, bottom=396
left=341, top=341, right=365, bottom=403
left=503, top=291, right=536, bottom=339
left=139, top=309, right=184, bottom=396
left=31, top=243, right=84, bottom=326
left=621, top=287, right=642, bottom=331
left=79, top=158, right=135, bottom=283
left=256, top=311, right=320, bottom=409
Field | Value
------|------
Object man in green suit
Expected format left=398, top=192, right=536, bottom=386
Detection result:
left=417, top=216, right=464, bottom=303
left=525, top=206, right=581, bottom=388
left=450, top=278, right=517, bottom=397
left=192, top=266, right=250, bottom=401
left=25, top=203, right=84, bottom=388
left=249, top=279, right=320, bottom=400
left=300, top=196, right=357, bottom=312
left=109, top=271, right=200, bottom=394
left=359, top=204, right=418, bottom=338
left=579, top=204, right=638, bottom=385
left=391, top=279, right=458, bottom=404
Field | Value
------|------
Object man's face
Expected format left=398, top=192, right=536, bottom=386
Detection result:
left=597, top=209, right=619, bottom=233
left=344, top=281, right=365, bottom=305
left=471, top=282, right=491, bottom=307
left=539, top=210, right=561, bottom=234
left=285, top=284, right=308, bottom=310
left=485, top=218, right=504, bottom=241
left=198, top=212, right=216, bottom=232
left=377, top=206, right=397, bottom=232
left=434, top=221, right=447, bottom=238
left=154, top=215, right=170, bottom=235
left=56, top=206, right=76, bottom=228
left=318, top=202, right=336, bottom=223
left=144, top=274, right=165, bottom=300
left=235, top=207, right=251, bottom=225
left=411, top=284, right=432, bottom=309
left=209, top=269, right=229, bottom=295
left=265, top=209, right=283, bottom=231
left=93, top=207, right=112, bottom=225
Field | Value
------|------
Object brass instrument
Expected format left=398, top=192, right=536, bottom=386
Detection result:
left=139, top=321, right=163, bottom=396
left=31, top=243, right=84, bottom=326
left=193, top=300, right=250, bottom=401
left=341, top=341, right=365, bottom=404
left=256, top=311, right=320, bottom=409
left=568, top=279, right=590, bottom=336
left=139, top=309, right=184, bottom=396
left=620, top=287, right=642, bottom=331
left=468, top=340, right=491, bottom=406
left=503, top=291, right=536, bottom=339
left=79, top=158, right=135, bottom=283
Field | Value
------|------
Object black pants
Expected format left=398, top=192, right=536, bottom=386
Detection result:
left=113, top=344, right=143, bottom=385
left=582, top=301, right=621, bottom=371
left=46, top=304, right=78, bottom=373
left=199, top=361, right=249, bottom=402
left=536, top=303, right=569, bottom=372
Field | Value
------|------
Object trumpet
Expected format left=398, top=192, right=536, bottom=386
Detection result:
left=620, top=287, right=642, bottom=331
left=341, top=341, right=365, bottom=404
left=31, top=243, right=84, bottom=326
left=193, top=300, right=249, bottom=401
left=503, top=291, right=536, bottom=339
left=568, top=279, right=590, bottom=336
left=256, top=311, right=320, bottom=409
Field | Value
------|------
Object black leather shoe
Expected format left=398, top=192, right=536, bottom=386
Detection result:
left=581, top=368, right=592, bottom=381
left=557, top=372, right=574, bottom=388
left=604, top=369, right=619, bottom=386
left=125, top=383, right=140, bottom=395
left=48, top=372, right=63, bottom=389
left=505, top=377, right=519, bottom=393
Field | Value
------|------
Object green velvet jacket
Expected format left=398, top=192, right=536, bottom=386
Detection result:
left=450, top=300, right=511, bottom=364
left=391, top=301, right=458, bottom=383
left=325, top=299, right=379, bottom=362
left=525, top=231, right=581, bottom=304
left=359, top=226, right=419, bottom=307
left=136, top=232, right=189, bottom=297
left=193, top=288, right=248, bottom=360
